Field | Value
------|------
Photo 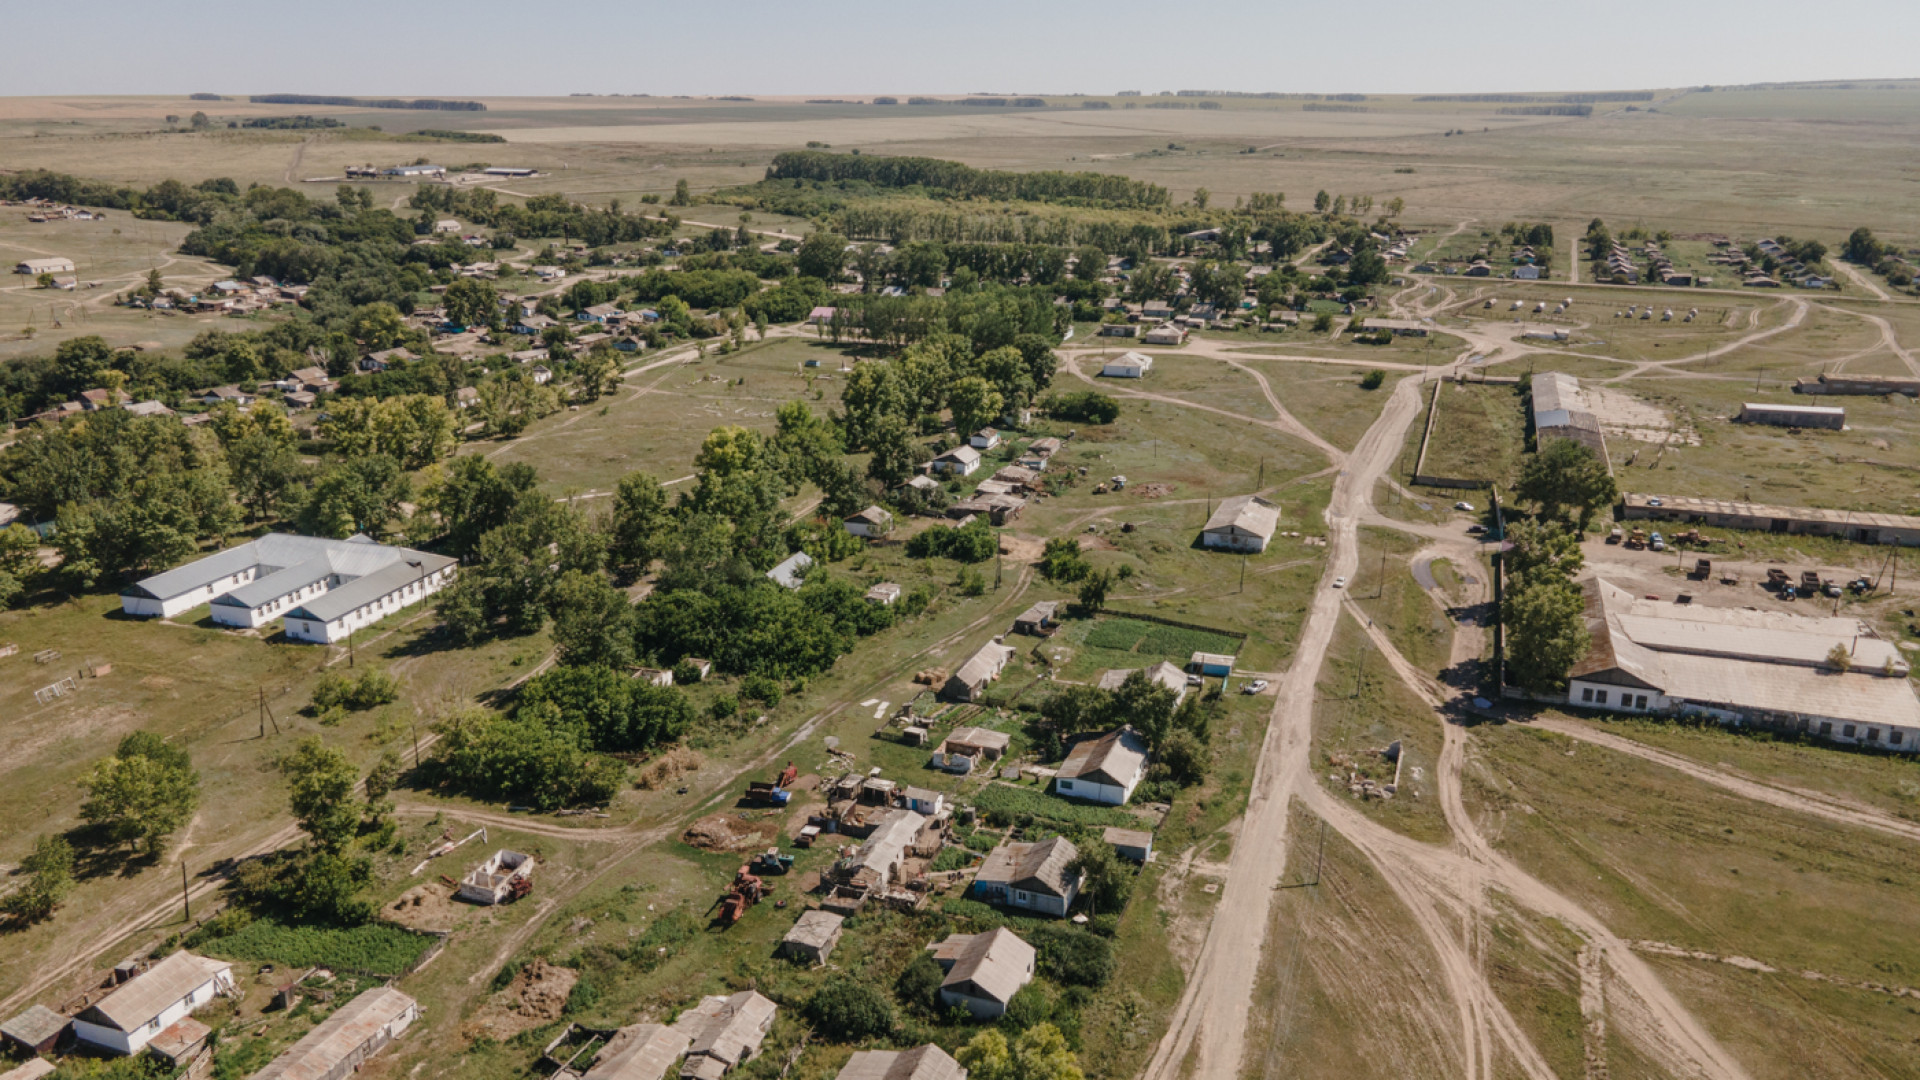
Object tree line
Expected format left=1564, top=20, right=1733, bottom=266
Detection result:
left=765, top=150, right=1172, bottom=210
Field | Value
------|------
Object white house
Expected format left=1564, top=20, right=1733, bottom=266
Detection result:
left=969, top=428, right=1001, bottom=450
left=1200, top=495, right=1281, bottom=553
left=71, top=951, right=233, bottom=1057
left=927, top=927, right=1036, bottom=1020
left=120, top=534, right=455, bottom=643
left=1056, top=728, right=1150, bottom=805
left=930, top=446, right=982, bottom=476
left=973, top=836, right=1081, bottom=917
left=433, top=219, right=461, bottom=234
left=1101, top=351, right=1153, bottom=378
left=844, top=505, right=894, bottom=539
left=14, top=257, right=75, bottom=276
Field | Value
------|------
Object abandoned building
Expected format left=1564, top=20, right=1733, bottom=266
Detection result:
left=251, top=987, right=420, bottom=1080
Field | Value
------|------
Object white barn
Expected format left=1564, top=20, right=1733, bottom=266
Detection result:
left=1200, top=495, right=1281, bottom=553
left=1101, top=351, right=1153, bottom=378
left=72, top=952, right=233, bottom=1057
left=119, top=534, right=455, bottom=643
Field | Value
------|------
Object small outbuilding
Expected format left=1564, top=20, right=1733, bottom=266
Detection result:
left=457, top=850, right=533, bottom=905
left=1201, top=495, right=1280, bottom=553
left=251, top=986, right=419, bottom=1080
left=1013, top=600, right=1060, bottom=636
left=844, top=506, right=894, bottom=539
left=767, top=551, right=815, bottom=590
left=1190, top=651, right=1237, bottom=677
left=582, top=1024, right=693, bottom=1080
left=927, top=927, right=1036, bottom=1019
left=833, top=1045, right=965, bottom=1080
left=14, top=258, right=74, bottom=276
left=672, top=991, right=777, bottom=1080
left=1102, top=826, right=1155, bottom=863
left=865, top=582, right=902, bottom=605
left=969, top=428, right=1001, bottom=450
left=1101, top=351, right=1153, bottom=378
left=780, top=910, right=846, bottom=963
left=1, top=1005, right=68, bottom=1056
left=943, top=640, right=1016, bottom=702
left=1737, top=402, right=1845, bottom=430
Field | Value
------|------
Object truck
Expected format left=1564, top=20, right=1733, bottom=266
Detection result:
left=1625, top=528, right=1648, bottom=550
left=1800, top=570, right=1823, bottom=594
left=1692, top=558, right=1712, bottom=580
left=1766, top=567, right=1790, bottom=589
left=746, top=781, right=792, bottom=807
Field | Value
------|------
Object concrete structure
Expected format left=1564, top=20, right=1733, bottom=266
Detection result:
left=1100, top=351, right=1153, bottom=378
left=779, top=910, right=845, bottom=963
left=1567, top=578, right=1920, bottom=751
left=14, top=258, right=74, bottom=275
left=1358, top=317, right=1429, bottom=336
left=1793, top=373, right=1920, bottom=397
left=1620, top=492, right=1920, bottom=546
left=844, top=506, right=893, bottom=539
left=1737, top=402, right=1846, bottom=429
left=119, top=534, right=455, bottom=643
left=834, top=1045, right=966, bottom=1080
left=72, top=952, right=233, bottom=1057
left=582, top=1024, right=692, bottom=1080
left=927, top=928, right=1036, bottom=1019
left=1013, top=600, right=1059, bottom=635
left=672, top=991, right=776, bottom=1080
left=251, top=987, right=419, bottom=1080
left=900, top=786, right=945, bottom=816
left=767, top=551, right=814, bottom=590
left=1096, top=661, right=1187, bottom=702
left=1143, top=324, right=1186, bottom=346
left=865, top=582, right=902, bottom=605
left=1102, top=827, right=1154, bottom=863
left=457, top=850, right=533, bottom=904
left=1056, top=728, right=1150, bottom=805
left=943, top=640, right=1016, bottom=701
left=936, top=726, right=1010, bottom=770
left=974, top=836, right=1081, bottom=916
left=931, top=446, right=982, bottom=476
left=1200, top=495, right=1280, bottom=553
left=1529, top=372, right=1611, bottom=464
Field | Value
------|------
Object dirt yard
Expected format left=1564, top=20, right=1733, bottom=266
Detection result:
left=382, top=882, right=470, bottom=933
left=465, top=958, right=577, bottom=1040
left=683, top=811, right=782, bottom=853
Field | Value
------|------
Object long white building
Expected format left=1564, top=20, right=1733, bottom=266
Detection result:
left=120, top=534, right=456, bottom=644
left=1567, top=578, right=1920, bottom=751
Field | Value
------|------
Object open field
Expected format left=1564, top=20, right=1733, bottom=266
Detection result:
left=1311, top=618, right=1450, bottom=844
left=1461, top=721, right=1920, bottom=1080
left=1417, top=381, right=1527, bottom=487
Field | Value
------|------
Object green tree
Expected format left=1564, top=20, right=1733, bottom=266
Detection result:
left=0, top=523, right=44, bottom=607
left=1067, top=838, right=1134, bottom=915
left=421, top=456, right=539, bottom=559
left=1313, top=190, right=1331, bottom=213
left=1502, top=519, right=1584, bottom=581
left=1077, top=568, right=1114, bottom=612
left=294, top=454, right=411, bottom=538
left=669, top=178, right=692, bottom=207
left=864, top=415, right=920, bottom=489
left=351, top=303, right=408, bottom=351
left=1516, top=439, right=1617, bottom=532
left=608, top=471, right=672, bottom=578
left=280, top=737, right=362, bottom=852
left=803, top=978, right=895, bottom=1040
left=797, top=230, right=850, bottom=282
left=1843, top=227, right=1883, bottom=265
left=2, top=835, right=76, bottom=924
left=1191, top=186, right=1210, bottom=210
left=443, top=277, right=500, bottom=329
left=1040, top=536, right=1091, bottom=582
left=550, top=570, right=637, bottom=669
left=77, top=732, right=199, bottom=856
left=947, top=376, right=1004, bottom=439
left=228, top=431, right=306, bottom=521
left=959, top=1025, right=1083, bottom=1080
left=574, top=346, right=621, bottom=402
left=1503, top=577, right=1589, bottom=692
left=893, top=952, right=945, bottom=1011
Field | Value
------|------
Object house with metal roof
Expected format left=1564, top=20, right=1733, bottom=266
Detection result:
left=72, top=951, right=233, bottom=1056
left=943, top=640, right=1016, bottom=702
left=1568, top=578, right=1920, bottom=751
left=580, top=1023, right=691, bottom=1080
left=671, top=991, right=776, bottom=1080
left=250, top=987, right=419, bottom=1080
left=118, top=534, right=454, bottom=643
left=1056, top=728, right=1150, bottom=805
left=926, top=927, right=1036, bottom=1019
left=780, top=910, right=845, bottom=963
left=1100, top=351, right=1153, bottom=378
left=1200, top=495, right=1280, bottom=553
left=931, top=446, right=982, bottom=476
left=973, top=836, right=1081, bottom=916
left=844, top=505, right=894, bottom=539
left=833, top=1045, right=965, bottom=1080
left=767, top=551, right=814, bottom=590
left=1096, top=661, right=1187, bottom=701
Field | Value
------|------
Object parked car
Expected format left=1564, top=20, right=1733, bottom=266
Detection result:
left=1332, top=576, right=1348, bottom=588
left=1467, top=524, right=1487, bottom=535
left=1243, top=679, right=1270, bottom=695
left=1453, top=501, right=1475, bottom=511
left=1649, top=532, right=1665, bottom=551
left=1647, top=497, right=1664, bottom=507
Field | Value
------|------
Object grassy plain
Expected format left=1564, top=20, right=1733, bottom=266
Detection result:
left=1461, top=721, right=1920, bottom=1080
left=1311, top=618, right=1450, bottom=844
left=1417, top=381, right=1528, bottom=486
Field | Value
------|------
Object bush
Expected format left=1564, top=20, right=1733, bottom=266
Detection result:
left=1033, top=924, right=1116, bottom=988
left=971, top=784, right=1137, bottom=828
left=672, top=659, right=704, bottom=684
left=906, top=518, right=997, bottom=563
left=1003, top=982, right=1056, bottom=1029
left=710, top=695, right=739, bottom=720
left=894, top=953, right=945, bottom=1011
left=1360, top=369, right=1385, bottom=389
left=930, top=845, right=979, bottom=872
left=192, top=917, right=434, bottom=975
left=1046, top=391, right=1120, bottom=424
left=740, top=673, right=782, bottom=706
left=803, top=978, right=895, bottom=1040
left=310, top=669, right=400, bottom=713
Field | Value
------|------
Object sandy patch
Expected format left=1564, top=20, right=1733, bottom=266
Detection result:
left=381, top=882, right=468, bottom=933
left=466, top=959, right=577, bottom=1040
left=683, top=811, right=781, bottom=853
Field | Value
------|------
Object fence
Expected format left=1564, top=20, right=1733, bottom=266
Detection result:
left=1410, top=378, right=1498, bottom=490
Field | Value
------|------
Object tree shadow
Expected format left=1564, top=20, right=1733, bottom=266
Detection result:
left=60, top=822, right=163, bottom=882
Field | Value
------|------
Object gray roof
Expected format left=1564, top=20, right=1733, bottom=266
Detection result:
left=1203, top=495, right=1280, bottom=542
left=950, top=641, right=1015, bottom=690
left=933, top=927, right=1035, bottom=1005
left=674, top=991, right=776, bottom=1077
left=251, top=987, right=417, bottom=1080
left=767, top=551, right=814, bottom=590
left=584, top=1024, right=692, bottom=1080
left=1, top=1060, right=55, bottom=1080
left=123, top=534, right=389, bottom=604
left=283, top=549, right=456, bottom=624
left=782, top=910, right=845, bottom=953
left=976, top=836, right=1080, bottom=898
left=1102, top=826, right=1154, bottom=850
left=834, top=1046, right=965, bottom=1080
left=1060, top=728, right=1149, bottom=788
left=1, top=1005, right=68, bottom=1048
left=79, top=952, right=228, bottom=1033
left=212, top=554, right=336, bottom=610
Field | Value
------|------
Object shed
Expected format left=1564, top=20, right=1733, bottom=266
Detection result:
left=844, top=506, right=894, bottom=539
left=900, top=786, right=945, bottom=816
left=1190, top=651, right=1236, bottom=677
left=1102, top=827, right=1154, bottom=863
left=1737, top=402, right=1845, bottom=430
left=1013, top=600, right=1059, bottom=636
left=938, top=726, right=1010, bottom=762
left=582, top=1024, right=692, bottom=1080
left=943, top=640, right=1016, bottom=702
left=1, top=1005, right=68, bottom=1056
left=1101, top=351, right=1153, bottom=378
left=672, top=991, right=776, bottom=1080
left=780, top=910, right=845, bottom=963
left=250, top=987, right=419, bottom=1080
left=833, top=1045, right=965, bottom=1080
left=969, top=428, right=1002, bottom=450
left=14, top=258, right=74, bottom=276
left=865, top=582, right=902, bottom=605
left=1200, top=495, right=1280, bottom=553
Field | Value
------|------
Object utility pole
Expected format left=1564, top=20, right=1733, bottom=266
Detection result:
left=1239, top=554, right=1247, bottom=593
left=410, top=716, right=421, bottom=769
left=181, top=862, right=191, bottom=924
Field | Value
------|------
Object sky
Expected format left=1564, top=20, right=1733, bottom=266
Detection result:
left=6, top=0, right=1918, bottom=99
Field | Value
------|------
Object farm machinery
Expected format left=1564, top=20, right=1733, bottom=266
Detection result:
left=715, top=866, right=768, bottom=925
left=750, top=848, right=795, bottom=875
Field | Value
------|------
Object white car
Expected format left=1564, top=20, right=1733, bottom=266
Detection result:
left=1332, top=576, right=1348, bottom=589
left=1242, top=679, right=1270, bottom=695
left=1453, top=501, right=1475, bottom=512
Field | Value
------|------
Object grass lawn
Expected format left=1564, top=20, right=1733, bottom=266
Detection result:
left=1349, top=526, right=1454, bottom=676
left=1310, top=620, right=1450, bottom=844
left=1417, top=380, right=1528, bottom=487
left=194, top=918, right=438, bottom=975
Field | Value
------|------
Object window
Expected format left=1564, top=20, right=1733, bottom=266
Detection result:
left=1580, top=687, right=1593, bottom=703
left=1595, top=690, right=1609, bottom=705
left=1843, top=725, right=1856, bottom=738
left=1868, top=728, right=1881, bottom=742
left=1893, top=731, right=1904, bottom=745
left=1819, top=721, right=1832, bottom=735
left=1635, top=695, right=1649, bottom=709
left=1058, top=780, right=1074, bottom=790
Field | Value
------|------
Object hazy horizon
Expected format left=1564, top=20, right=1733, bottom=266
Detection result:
left=5, top=0, right=1917, bottom=100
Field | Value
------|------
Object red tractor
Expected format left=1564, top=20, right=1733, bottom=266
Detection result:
left=715, top=867, right=767, bottom=926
